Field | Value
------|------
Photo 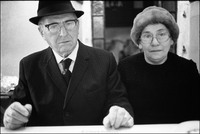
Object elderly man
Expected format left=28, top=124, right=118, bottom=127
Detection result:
left=3, top=1, right=133, bottom=130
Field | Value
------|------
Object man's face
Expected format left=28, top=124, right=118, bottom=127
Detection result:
left=39, top=13, right=79, bottom=58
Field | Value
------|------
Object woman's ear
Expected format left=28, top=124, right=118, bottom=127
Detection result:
left=170, top=39, right=174, bottom=46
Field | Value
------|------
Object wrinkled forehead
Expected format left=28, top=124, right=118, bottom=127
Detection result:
left=39, top=13, right=77, bottom=24
left=142, top=23, right=169, bottom=33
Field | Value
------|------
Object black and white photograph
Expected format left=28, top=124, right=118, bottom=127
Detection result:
left=1, top=1, right=199, bottom=133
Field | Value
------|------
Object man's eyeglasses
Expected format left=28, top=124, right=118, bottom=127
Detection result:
left=140, top=31, right=170, bottom=44
left=44, top=19, right=78, bottom=33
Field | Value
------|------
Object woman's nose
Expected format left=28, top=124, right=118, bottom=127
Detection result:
left=151, top=36, right=159, bottom=46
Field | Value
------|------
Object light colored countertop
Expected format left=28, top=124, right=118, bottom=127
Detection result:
left=1, top=121, right=199, bottom=133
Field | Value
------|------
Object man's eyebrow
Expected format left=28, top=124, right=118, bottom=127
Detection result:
left=44, top=22, right=58, bottom=27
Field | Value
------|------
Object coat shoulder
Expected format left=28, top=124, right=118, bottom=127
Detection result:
left=83, top=45, right=111, bottom=56
left=21, top=48, right=49, bottom=63
left=82, top=44, right=114, bottom=62
left=168, top=52, right=197, bottom=68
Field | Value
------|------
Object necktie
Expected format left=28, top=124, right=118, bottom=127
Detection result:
left=61, top=58, right=72, bottom=87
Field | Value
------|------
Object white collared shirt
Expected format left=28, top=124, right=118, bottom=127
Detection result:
left=52, top=41, right=79, bottom=73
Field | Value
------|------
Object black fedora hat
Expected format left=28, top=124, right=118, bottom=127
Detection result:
left=29, top=1, right=84, bottom=25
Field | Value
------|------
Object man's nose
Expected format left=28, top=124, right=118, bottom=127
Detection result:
left=59, top=25, right=68, bottom=36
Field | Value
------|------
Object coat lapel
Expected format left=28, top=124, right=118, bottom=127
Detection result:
left=63, top=42, right=89, bottom=109
left=45, top=47, right=68, bottom=96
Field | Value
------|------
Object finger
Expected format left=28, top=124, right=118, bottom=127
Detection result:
left=4, top=120, right=23, bottom=130
left=108, top=107, right=118, bottom=127
left=113, top=108, right=125, bottom=129
left=121, top=112, right=131, bottom=126
left=24, top=104, right=32, bottom=116
left=125, top=117, right=134, bottom=127
left=11, top=102, right=29, bottom=117
left=4, top=113, right=25, bottom=125
left=103, top=116, right=111, bottom=128
left=7, top=102, right=30, bottom=122
left=6, top=107, right=29, bottom=123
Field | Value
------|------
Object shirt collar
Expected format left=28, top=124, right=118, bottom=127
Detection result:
left=52, top=41, right=79, bottom=64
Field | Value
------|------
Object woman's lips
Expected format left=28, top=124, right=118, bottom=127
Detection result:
left=150, top=49, right=162, bottom=52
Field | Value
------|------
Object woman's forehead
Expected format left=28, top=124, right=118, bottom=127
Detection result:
left=142, top=23, right=168, bottom=33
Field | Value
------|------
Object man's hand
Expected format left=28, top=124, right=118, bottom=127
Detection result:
left=103, top=105, right=134, bottom=129
left=3, top=102, right=32, bottom=130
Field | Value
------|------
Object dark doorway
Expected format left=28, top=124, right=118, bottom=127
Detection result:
left=105, top=1, right=155, bottom=27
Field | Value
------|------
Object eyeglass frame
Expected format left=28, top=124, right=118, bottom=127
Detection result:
left=44, top=19, right=78, bottom=33
left=140, top=31, right=170, bottom=44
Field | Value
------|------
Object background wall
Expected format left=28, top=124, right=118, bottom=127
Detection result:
left=189, top=1, right=199, bottom=71
left=1, top=1, right=47, bottom=77
left=177, top=1, right=199, bottom=72
left=1, top=1, right=86, bottom=77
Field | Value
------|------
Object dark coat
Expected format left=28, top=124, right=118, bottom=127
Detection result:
left=12, top=40, right=133, bottom=126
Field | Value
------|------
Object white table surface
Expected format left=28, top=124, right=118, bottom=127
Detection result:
left=1, top=121, right=199, bottom=133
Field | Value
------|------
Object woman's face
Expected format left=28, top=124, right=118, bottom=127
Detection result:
left=139, top=23, right=174, bottom=65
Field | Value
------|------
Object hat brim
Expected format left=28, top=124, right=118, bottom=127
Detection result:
left=29, top=10, right=84, bottom=25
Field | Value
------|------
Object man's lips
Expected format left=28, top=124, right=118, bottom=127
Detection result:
left=59, top=41, right=69, bottom=44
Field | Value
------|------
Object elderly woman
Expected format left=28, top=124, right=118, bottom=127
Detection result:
left=118, top=6, right=200, bottom=124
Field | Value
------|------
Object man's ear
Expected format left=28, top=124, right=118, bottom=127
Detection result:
left=38, top=27, right=46, bottom=40
left=76, top=20, right=80, bottom=34
left=138, top=44, right=142, bottom=49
